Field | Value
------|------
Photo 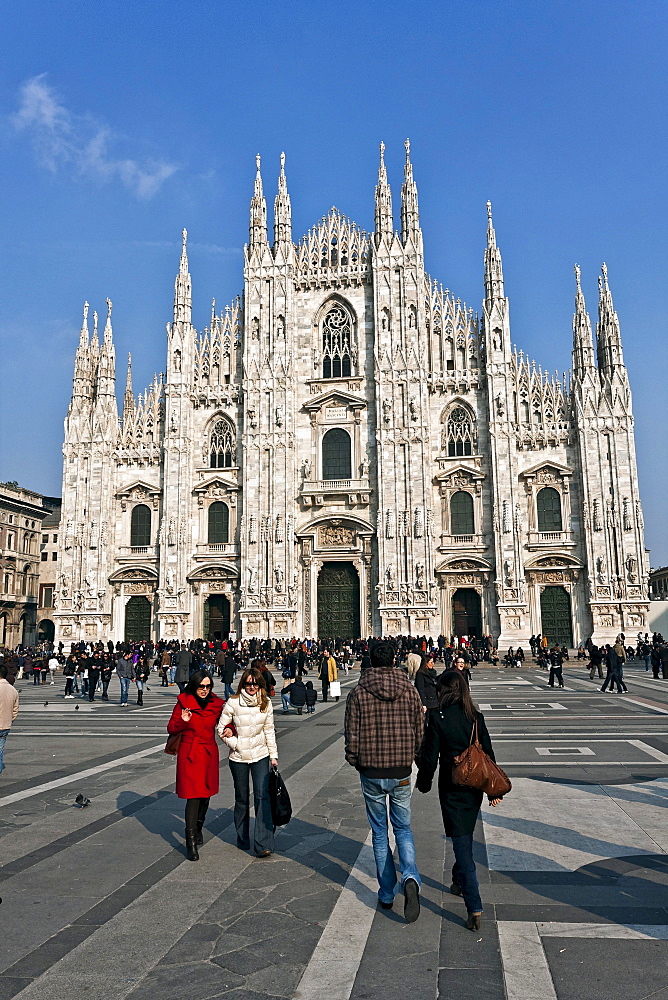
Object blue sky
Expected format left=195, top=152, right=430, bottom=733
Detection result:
left=1, top=0, right=667, bottom=564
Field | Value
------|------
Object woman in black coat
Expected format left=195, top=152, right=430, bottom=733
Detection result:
left=414, top=655, right=440, bottom=715
left=417, top=670, right=502, bottom=930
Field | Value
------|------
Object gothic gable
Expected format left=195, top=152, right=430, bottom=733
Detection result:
left=115, top=480, right=161, bottom=510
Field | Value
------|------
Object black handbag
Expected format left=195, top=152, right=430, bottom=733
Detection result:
left=268, top=765, right=292, bottom=827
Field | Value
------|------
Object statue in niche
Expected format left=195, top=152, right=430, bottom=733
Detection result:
left=275, top=405, right=283, bottom=428
left=596, top=556, right=606, bottom=584
left=59, top=572, right=69, bottom=598
left=85, top=570, right=96, bottom=596
left=247, top=408, right=257, bottom=429
left=173, top=349, right=181, bottom=373
left=274, top=565, right=283, bottom=592
left=623, top=499, right=632, bottom=532
left=386, top=564, right=396, bottom=591
left=165, top=567, right=175, bottom=595
left=248, top=566, right=257, bottom=593
left=503, top=559, right=513, bottom=586
left=168, top=518, right=176, bottom=546
left=73, top=590, right=83, bottom=610
left=626, top=554, right=637, bottom=583
left=360, top=458, right=369, bottom=478
left=382, top=398, right=392, bottom=424
left=593, top=499, right=602, bottom=531
left=302, top=458, right=311, bottom=480
left=415, top=561, right=425, bottom=590
left=170, top=411, right=178, bottom=433
left=276, top=316, right=285, bottom=339
left=251, top=316, right=259, bottom=339
left=496, top=392, right=505, bottom=417
left=409, top=397, right=418, bottom=421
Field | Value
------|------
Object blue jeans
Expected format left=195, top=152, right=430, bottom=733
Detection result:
left=224, top=682, right=234, bottom=700
left=360, top=775, right=421, bottom=904
left=281, top=691, right=293, bottom=712
left=229, top=757, right=274, bottom=855
left=119, top=676, right=131, bottom=704
left=0, top=729, right=9, bottom=773
left=451, top=833, right=483, bottom=914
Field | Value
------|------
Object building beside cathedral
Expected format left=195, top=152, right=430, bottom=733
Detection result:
left=53, top=142, right=649, bottom=648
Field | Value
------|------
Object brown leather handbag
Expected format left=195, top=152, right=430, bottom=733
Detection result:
left=451, top=718, right=511, bottom=798
left=164, top=733, right=182, bottom=756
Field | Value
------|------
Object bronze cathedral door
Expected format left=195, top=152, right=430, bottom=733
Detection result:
left=539, top=586, right=573, bottom=647
left=317, top=562, right=360, bottom=640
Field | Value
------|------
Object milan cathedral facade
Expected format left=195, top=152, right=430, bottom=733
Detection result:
left=53, top=142, right=649, bottom=647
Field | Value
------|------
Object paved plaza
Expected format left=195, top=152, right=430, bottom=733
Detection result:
left=1, top=662, right=668, bottom=1000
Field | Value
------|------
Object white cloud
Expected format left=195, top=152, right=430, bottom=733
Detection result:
left=12, top=74, right=178, bottom=200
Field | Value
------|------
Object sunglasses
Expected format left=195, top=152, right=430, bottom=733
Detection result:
left=197, top=683, right=212, bottom=690
left=244, top=681, right=259, bottom=688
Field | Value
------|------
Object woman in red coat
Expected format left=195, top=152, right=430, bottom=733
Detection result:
left=167, top=669, right=225, bottom=861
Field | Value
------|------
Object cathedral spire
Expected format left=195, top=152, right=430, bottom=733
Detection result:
left=72, top=300, right=92, bottom=400
left=123, top=353, right=135, bottom=424
left=400, top=139, right=422, bottom=250
left=79, top=300, right=89, bottom=348
left=374, top=141, right=393, bottom=245
left=103, top=297, right=113, bottom=345
left=572, top=264, right=595, bottom=378
left=596, top=262, right=625, bottom=375
left=273, top=152, right=292, bottom=251
left=90, top=309, right=99, bottom=355
left=173, top=228, right=192, bottom=326
left=94, top=298, right=116, bottom=400
left=249, top=153, right=268, bottom=250
left=484, top=200, right=505, bottom=301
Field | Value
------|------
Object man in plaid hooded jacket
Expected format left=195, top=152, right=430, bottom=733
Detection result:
left=344, top=641, right=424, bottom=922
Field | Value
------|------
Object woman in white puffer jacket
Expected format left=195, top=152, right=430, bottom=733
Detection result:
left=217, top=666, right=278, bottom=857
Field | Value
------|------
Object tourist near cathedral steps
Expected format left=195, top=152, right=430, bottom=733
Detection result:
left=48, top=141, right=647, bottom=653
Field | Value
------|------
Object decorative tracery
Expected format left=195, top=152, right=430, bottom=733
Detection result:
left=443, top=406, right=476, bottom=456
left=209, top=418, right=236, bottom=468
left=321, top=303, right=354, bottom=380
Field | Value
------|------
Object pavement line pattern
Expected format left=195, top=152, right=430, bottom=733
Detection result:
left=622, top=697, right=668, bottom=714
left=7, top=736, right=354, bottom=1000
left=537, top=922, right=668, bottom=939
left=497, top=922, right=558, bottom=1000
left=0, top=743, right=165, bottom=807
left=294, top=831, right=378, bottom=1000
left=482, top=775, right=663, bottom=871
left=627, top=739, right=668, bottom=763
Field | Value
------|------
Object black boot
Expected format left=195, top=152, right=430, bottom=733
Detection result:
left=196, top=798, right=209, bottom=846
left=185, top=829, right=199, bottom=861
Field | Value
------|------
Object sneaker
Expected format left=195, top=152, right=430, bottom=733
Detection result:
left=403, top=877, right=420, bottom=923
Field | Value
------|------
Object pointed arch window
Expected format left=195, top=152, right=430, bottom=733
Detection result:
left=209, top=418, right=235, bottom=468
left=443, top=406, right=475, bottom=456
left=321, top=303, right=353, bottom=380
left=537, top=487, right=562, bottom=531
left=208, top=502, right=230, bottom=544
left=130, top=505, right=151, bottom=547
